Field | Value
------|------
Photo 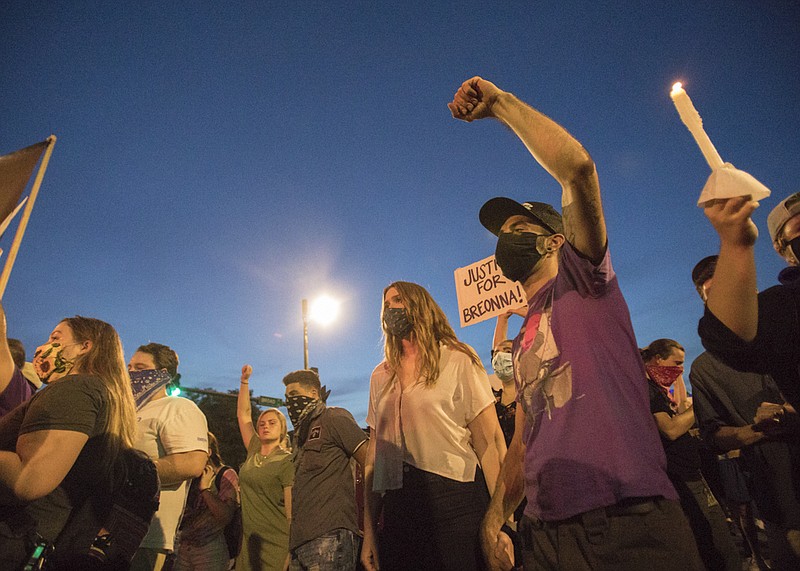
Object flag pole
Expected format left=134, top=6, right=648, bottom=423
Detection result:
left=0, top=135, right=57, bottom=300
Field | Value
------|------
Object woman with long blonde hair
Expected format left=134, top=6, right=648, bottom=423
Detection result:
left=236, top=365, right=294, bottom=571
left=0, top=315, right=138, bottom=568
left=361, top=281, right=507, bottom=571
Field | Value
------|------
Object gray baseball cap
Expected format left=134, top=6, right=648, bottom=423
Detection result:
left=767, top=192, right=800, bottom=244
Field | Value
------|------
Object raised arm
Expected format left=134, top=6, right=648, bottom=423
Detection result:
left=703, top=197, right=759, bottom=341
left=449, top=76, right=606, bottom=262
left=492, top=306, right=526, bottom=350
left=493, top=312, right=512, bottom=351
left=237, top=364, right=255, bottom=449
left=0, top=302, right=17, bottom=396
left=672, top=376, right=690, bottom=413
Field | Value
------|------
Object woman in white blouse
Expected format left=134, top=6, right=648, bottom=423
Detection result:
left=360, top=281, right=507, bottom=571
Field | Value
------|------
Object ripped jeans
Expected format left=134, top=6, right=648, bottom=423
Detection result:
left=289, top=528, right=358, bottom=571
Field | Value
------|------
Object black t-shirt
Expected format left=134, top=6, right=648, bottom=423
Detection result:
left=699, top=274, right=800, bottom=411
left=648, top=380, right=702, bottom=482
left=0, top=375, right=111, bottom=543
left=493, top=388, right=516, bottom=448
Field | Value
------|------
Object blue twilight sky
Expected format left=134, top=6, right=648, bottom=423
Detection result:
left=1, top=1, right=798, bottom=425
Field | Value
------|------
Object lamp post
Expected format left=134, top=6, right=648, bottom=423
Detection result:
left=302, top=298, right=310, bottom=369
left=301, top=295, right=340, bottom=370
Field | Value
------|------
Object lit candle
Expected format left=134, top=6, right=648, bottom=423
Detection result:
left=670, top=82, right=724, bottom=170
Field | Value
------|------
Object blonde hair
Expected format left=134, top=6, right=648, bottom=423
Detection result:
left=61, top=316, right=138, bottom=483
left=381, top=281, right=482, bottom=386
left=258, top=408, right=290, bottom=450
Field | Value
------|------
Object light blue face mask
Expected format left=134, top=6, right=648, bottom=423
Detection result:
left=491, top=351, right=514, bottom=382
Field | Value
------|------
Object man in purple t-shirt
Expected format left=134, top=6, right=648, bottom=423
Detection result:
left=449, top=77, right=702, bottom=570
left=0, top=304, right=33, bottom=417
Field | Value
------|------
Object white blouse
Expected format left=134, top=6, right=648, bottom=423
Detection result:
left=366, top=344, right=494, bottom=492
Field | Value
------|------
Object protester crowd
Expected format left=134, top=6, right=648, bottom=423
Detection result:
left=0, top=76, right=798, bottom=571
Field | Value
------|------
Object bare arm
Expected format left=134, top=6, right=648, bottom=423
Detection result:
left=284, top=485, right=292, bottom=525
left=481, top=404, right=526, bottom=571
left=450, top=77, right=605, bottom=262
left=712, top=425, right=764, bottom=451
left=0, top=429, right=88, bottom=501
left=197, top=465, right=236, bottom=525
left=653, top=409, right=695, bottom=441
left=469, top=404, right=507, bottom=495
left=0, top=302, right=17, bottom=396
left=282, top=485, right=292, bottom=571
left=493, top=312, right=512, bottom=350
left=673, top=377, right=689, bottom=412
left=753, top=402, right=800, bottom=436
left=156, top=450, right=208, bottom=486
left=237, top=364, right=255, bottom=450
left=360, top=431, right=382, bottom=571
left=703, top=197, right=760, bottom=341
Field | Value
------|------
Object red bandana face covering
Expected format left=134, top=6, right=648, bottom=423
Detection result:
left=646, top=365, right=683, bottom=390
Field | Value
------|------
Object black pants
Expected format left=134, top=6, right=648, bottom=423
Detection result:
left=518, top=497, right=705, bottom=571
left=379, top=464, right=488, bottom=571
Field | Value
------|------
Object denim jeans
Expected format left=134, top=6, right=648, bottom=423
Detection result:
left=173, top=534, right=231, bottom=571
left=289, top=528, right=358, bottom=571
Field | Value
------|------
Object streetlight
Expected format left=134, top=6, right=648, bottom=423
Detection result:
left=302, top=295, right=340, bottom=369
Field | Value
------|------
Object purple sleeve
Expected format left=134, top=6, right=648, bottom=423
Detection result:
left=558, top=242, right=614, bottom=298
left=0, top=367, right=33, bottom=417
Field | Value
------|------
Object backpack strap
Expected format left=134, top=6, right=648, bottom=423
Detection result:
left=214, top=466, right=233, bottom=492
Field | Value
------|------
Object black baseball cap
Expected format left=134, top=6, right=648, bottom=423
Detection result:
left=479, top=197, right=564, bottom=236
left=691, top=255, right=718, bottom=288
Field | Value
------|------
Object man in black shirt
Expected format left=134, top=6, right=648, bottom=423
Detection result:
left=644, top=339, right=740, bottom=571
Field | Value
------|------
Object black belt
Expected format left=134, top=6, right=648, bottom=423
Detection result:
left=527, top=496, right=662, bottom=529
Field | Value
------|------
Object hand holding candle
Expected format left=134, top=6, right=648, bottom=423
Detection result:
left=670, top=81, right=770, bottom=205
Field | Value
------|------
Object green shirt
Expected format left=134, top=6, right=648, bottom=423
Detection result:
left=236, top=435, right=294, bottom=571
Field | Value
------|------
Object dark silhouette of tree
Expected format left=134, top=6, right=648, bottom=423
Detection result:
left=185, top=388, right=263, bottom=469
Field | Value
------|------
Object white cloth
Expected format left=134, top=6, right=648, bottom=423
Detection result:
left=366, top=345, right=494, bottom=492
left=697, top=163, right=770, bottom=206
left=135, top=395, right=208, bottom=550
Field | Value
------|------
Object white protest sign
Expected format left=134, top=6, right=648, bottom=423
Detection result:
left=454, top=255, right=526, bottom=327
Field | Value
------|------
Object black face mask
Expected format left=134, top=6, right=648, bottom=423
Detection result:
left=788, top=235, right=800, bottom=262
left=286, top=394, right=316, bottom=426
left=383, top=307, right=414, bottom=338
left=495, top=232, right=548, bottom=283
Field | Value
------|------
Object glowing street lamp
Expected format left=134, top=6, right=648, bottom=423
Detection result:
left=302, top=295, right=340, bottom=369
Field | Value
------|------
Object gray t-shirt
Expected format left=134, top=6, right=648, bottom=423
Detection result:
left=290, top=405, right=367, bottom=550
